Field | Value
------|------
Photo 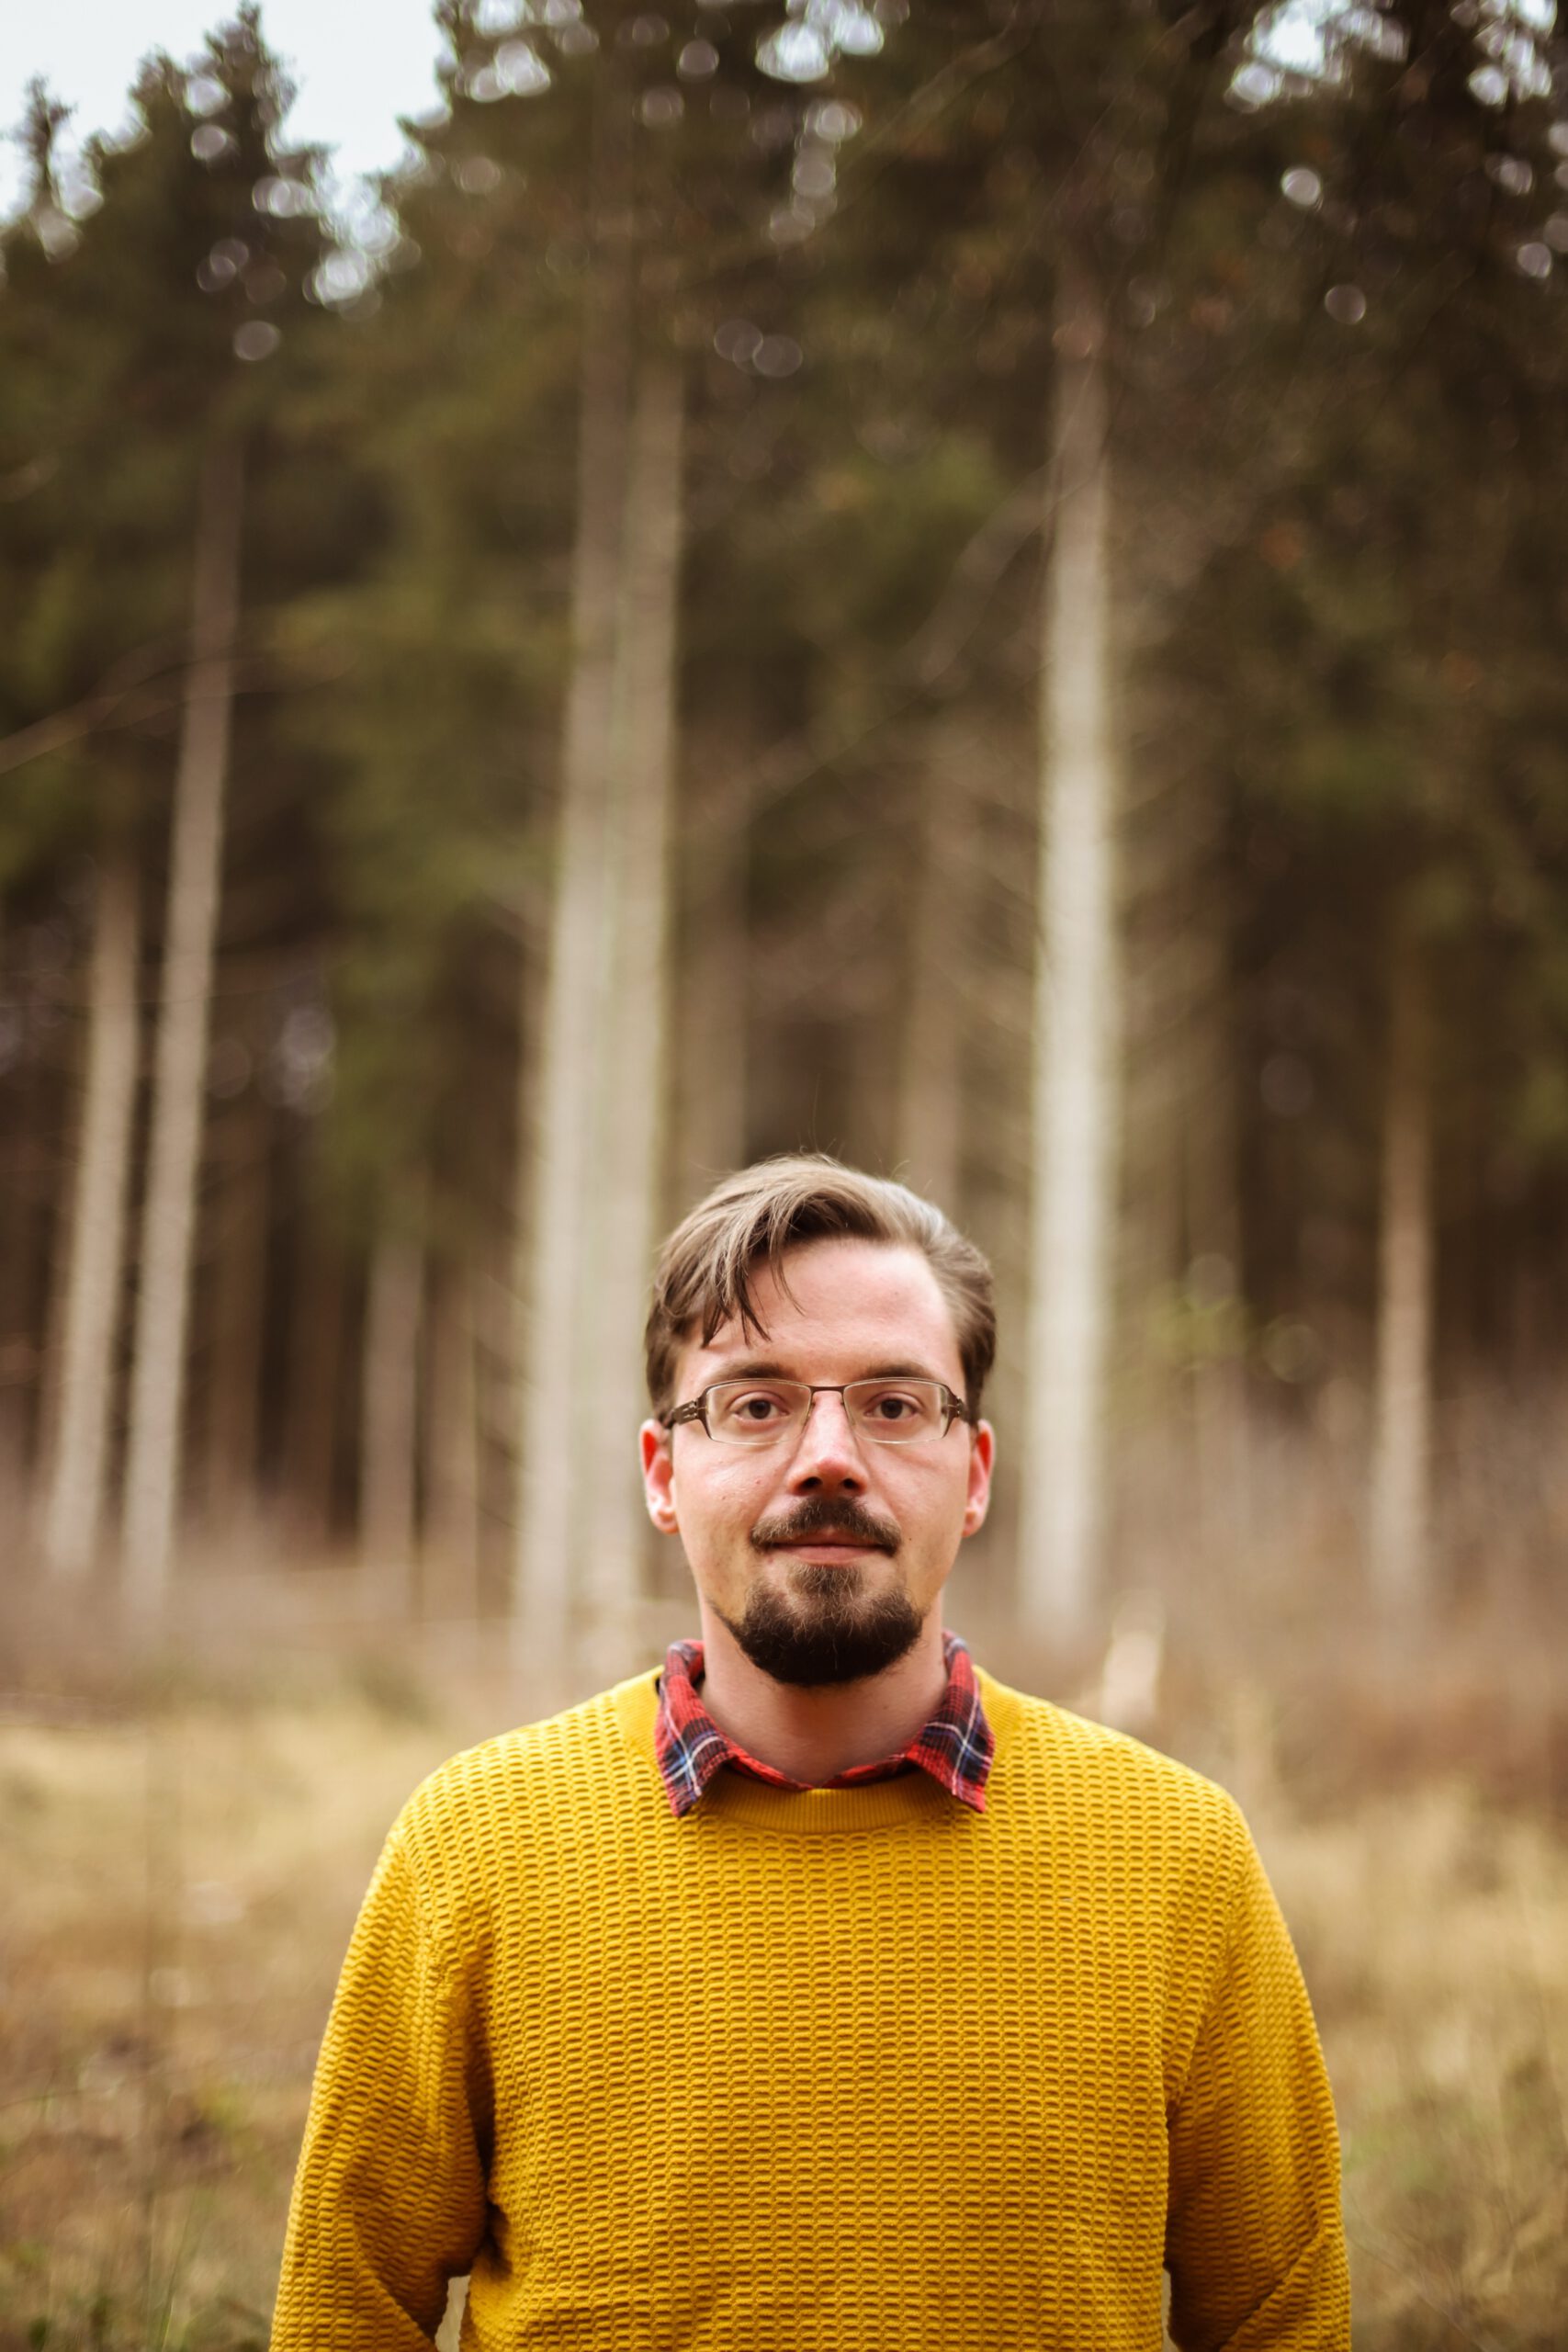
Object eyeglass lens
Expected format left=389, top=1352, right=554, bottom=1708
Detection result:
left=702, top=1379, right=951, bottom=1445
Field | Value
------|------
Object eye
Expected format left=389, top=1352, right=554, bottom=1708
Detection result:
left=844, top=1381, right=946, bottom=1438
left=860, top=1386, right=924, bottom=1422
left=716, top=1386, right=795, bottom=1425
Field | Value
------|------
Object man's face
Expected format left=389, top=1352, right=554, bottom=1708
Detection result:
left=639, top=1238, right=994, bottom=1687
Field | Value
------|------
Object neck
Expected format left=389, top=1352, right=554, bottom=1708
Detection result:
left=692, top=1604, right=949, bottom=1785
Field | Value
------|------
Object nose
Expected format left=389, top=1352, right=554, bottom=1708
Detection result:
left=784, top=1391, right=866, bottom=1492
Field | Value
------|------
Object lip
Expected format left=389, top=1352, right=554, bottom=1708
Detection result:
left=773, top=1540, right=884, bottom=1562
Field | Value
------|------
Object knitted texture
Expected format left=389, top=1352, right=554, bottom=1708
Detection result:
left=271, top=1668, right=1349, bottom=2351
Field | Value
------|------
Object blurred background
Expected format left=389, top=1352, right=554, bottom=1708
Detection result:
left=2, top=0, right=1567, bottom=2344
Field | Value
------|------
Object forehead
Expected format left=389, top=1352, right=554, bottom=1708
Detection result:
left=682, top=1238, right=963, bottom=1384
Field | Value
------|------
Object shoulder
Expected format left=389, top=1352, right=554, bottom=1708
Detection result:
left=389, top=1676, right=655, bottom=1897
left=403, top=1677, right=645, bottom=1826
left=976, top=1666, right=1249, bottom=1875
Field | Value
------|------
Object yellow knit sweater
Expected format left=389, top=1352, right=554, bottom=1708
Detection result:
left=272, top=1667, right=1348, bottom=2350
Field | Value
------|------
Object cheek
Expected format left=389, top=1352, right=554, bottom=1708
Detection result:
left=672, top=1455, right=773, bottom=1533
left=896, top=1464, right=973, bottom=1548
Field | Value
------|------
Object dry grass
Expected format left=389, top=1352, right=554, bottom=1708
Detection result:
left=1258, top=1787, right=1568, bottom=2348
left=1, top=1635, right=1564, bottom=2351
left=0, top=1657, right=482, bottom=2352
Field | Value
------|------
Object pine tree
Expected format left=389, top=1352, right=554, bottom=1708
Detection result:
left=1, top=31, right=325, bottom=1587
left=1147, top=0, right=1568, bottom=1613
left=112, top=16, right=327, bottom=1609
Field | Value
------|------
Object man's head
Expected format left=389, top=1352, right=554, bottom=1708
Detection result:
left=639, top=1157, right=996, bottom=1689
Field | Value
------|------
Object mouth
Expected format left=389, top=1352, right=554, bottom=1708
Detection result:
left=772, top=1539, right=885, bottom=1566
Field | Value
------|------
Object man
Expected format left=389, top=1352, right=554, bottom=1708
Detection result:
left=272, top=1155, right=1350, bottom=2350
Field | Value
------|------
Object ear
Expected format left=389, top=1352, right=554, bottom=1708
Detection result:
left=640, top=1419, right=680, bottom=1534
left=962, top=1419, right=995, bottom=1539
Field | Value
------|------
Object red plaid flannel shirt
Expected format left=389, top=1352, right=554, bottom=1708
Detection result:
left=653, top=1629, right=993, bottom=1818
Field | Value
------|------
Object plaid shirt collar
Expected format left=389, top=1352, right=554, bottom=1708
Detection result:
left=653, top=1629, right=993, bottom=1819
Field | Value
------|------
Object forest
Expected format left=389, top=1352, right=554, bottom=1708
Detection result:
left=6, top=0, right=1567, bottom=1666
left=3, top=3, right=1568, bottom=2343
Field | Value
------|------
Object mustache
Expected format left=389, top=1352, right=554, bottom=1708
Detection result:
left=749, top=1495, right=901, bottom=1555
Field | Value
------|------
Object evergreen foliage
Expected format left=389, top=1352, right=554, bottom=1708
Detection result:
left=2, top=0, right=1566, bottom=1619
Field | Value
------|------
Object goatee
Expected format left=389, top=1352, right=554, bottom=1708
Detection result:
left=721, top=1495, right=920, bottom=1689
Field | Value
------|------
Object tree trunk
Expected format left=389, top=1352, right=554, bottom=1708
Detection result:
left=282, top=1216, right=345, bottom=1549
left=360, top=1223, right=423, bottom=1616
left=41, top=844, right=141, bottom=1578
left=472, top=1232, right=518, bottom=1617
left=896, top=710, right=974, bottom=1215
left=426, top=1255, right=481, bottom=1627
left=513, top=168, right=635, bottom=1677
left=1369, top=925, right=1432, bottom=1611
left=1021, top=268, right=1121, bottom=1641
left=674, top=708, right=749, bottom=1201
left=122, top=437, right=244, bottom=1612
left=1171, top=761, right=1249, bottom=1577
left=581, top=343, right=685, bottom=1681
left=202, top=1080, right=270, bottom=1534
left=0, top=932, right=51, bottom=1499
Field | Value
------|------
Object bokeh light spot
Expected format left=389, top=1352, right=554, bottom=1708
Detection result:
left=1228, top=61, right=1281, bottom=110
left=312, top=250, right=372, bottom=302
left=233, top=321, right=282, bottom=363
left=714, top=319, right=762, bottom=365
left=253, top=176, right=311, bottom=218
left=757, top=24, right=830, bottom=82
left=453, top=155, right=503, bottom=194
left=828, top=4, right=885, bottom=59
left=807, top=99, right=862, bottom=141
left=753, top=334, right=803, bottom=379
left=496, top=40, right=551, bottom=95
left=1263, top=1320, right=1321, bottom=1383
left=1487, top=153, right=1533, bottom=196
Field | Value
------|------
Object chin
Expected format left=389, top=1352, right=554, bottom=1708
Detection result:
left=778, top=1553, right=883, bottom=1593
left=719, top=1565, right=926, bottom=1689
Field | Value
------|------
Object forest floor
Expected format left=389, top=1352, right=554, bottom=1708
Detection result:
left=1, top=1605, right=1564, bottom=2352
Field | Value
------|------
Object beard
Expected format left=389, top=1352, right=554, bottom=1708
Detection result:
left=716, top=1494, right=922, bottom=1689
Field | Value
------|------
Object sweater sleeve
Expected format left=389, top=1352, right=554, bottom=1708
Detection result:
left=270, top=1819, right=491, bottom=2350
left=1164, top=1807, right=1351, bottom=2352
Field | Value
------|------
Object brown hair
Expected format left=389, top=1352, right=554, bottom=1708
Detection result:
left=645, top=1154, right=996, bottom=1416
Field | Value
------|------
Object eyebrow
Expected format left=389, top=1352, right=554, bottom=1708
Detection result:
left=702, top=1359, right=947, bottom=1385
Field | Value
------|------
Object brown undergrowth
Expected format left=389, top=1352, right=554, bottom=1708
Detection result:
left=1, top=1617, right=1563, bottom=2351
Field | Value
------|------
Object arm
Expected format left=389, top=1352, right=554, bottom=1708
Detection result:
left=1165, top=1810, right=1350, bottom=2352
left=271, top=1820, right=491, bottom=2350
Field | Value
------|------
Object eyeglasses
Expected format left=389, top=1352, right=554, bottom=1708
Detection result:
left=660, top=1378, right=973, bottom=1448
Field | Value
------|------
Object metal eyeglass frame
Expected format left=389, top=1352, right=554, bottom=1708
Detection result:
left=660, top=1378, right=974, bottom=1447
